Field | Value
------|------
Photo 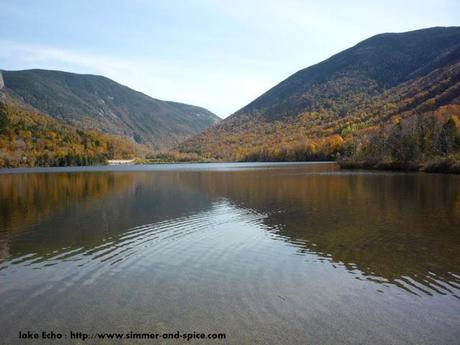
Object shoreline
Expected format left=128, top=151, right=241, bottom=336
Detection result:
left=0, top=161, right=333, bottom=175
left=337, top=157, right=460, bottom=174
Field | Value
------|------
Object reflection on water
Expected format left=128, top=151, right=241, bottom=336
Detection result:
left=0, top=163, right=459, bottom=344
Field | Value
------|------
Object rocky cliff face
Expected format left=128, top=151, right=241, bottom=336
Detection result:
left=0, top=72, right=4, bottom=89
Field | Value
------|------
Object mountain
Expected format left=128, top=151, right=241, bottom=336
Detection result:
left=179, top=26, right=460, bottom=161
left=0, top=69, right=220, bottom=149
left=237, top=26, right=460, bottom=120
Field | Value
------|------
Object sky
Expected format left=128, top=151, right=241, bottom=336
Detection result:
left=0, top=0, right=459, bottom=118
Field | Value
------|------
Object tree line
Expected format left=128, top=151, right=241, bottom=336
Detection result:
left=340, top=112, right=459, bottom=172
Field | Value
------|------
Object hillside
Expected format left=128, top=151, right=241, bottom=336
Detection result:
left=236, top=26, right=460, bottom=120
left=0, top=69, right=220, bottom=149
left=0, top=99, right=137, bottom=168
left=178, top=27, right=460, bottom=165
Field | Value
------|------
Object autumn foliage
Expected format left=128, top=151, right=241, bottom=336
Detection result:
left=0, top=102, right=137, bottom=168
left=177, top=61, right=460, bottom=169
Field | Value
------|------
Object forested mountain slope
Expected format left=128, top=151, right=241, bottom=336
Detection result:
left=178, top=27, right=460, bottom=166
left=236, top=26, right=460, bottom=120
left=0, top=98, right=137, bottom=168
left=0, top=69, right=220, bottom=149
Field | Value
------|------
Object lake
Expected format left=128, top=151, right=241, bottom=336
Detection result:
left=0, top=162, right=459, bottom=344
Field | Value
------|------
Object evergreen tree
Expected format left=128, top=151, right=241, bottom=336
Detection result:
left=438, top=118, right=457, bottom=154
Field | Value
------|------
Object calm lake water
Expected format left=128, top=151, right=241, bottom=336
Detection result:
left=0, top=162, right=459, bottom=344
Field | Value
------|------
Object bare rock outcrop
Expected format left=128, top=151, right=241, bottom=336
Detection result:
left=0, top=72, right=4, bottom=89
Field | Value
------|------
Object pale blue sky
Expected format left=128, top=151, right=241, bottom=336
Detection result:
left=0, top=0, right=459, bottom=117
